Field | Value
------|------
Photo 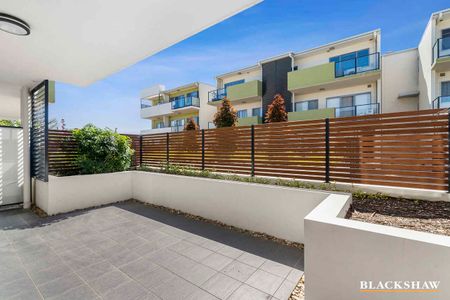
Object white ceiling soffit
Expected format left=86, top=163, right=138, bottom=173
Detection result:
left=0, top=0, right=262, bottom=87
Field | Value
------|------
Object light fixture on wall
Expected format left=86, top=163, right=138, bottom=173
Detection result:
left=0, top=13, right=30, bottom=36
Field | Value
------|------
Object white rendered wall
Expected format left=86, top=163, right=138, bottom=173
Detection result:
left=232, top=101, right=263, bottom=116
left=0, top=127, right=23, bottom=206
left=305, top=195, right=450, bottom=300
left=418, top=20, right=433, bottom=109
left=218, top=68, right=262, bottom=88
left=198, top=83, right=217, bottom=129
left=36, top=172, right=133, bottom=215
left=293, top=83, right=377, bottom=110
left=381, top=49, right=419, bottom=113
left=0, top=83, right=21, bottom=120
left=132, top=171, right=329, bottom=243
left=293, top=38, right=377, bottom=69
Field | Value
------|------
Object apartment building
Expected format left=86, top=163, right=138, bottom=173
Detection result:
left=206, top=30, right=381, bottom=125
left=140, top=8, right=450, bottom=133
left=140, top=82, right=215, bottom=134
left=420, top=9, right=450, bottom=109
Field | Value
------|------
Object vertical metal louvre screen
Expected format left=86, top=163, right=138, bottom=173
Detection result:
left=30, top=80, right=49, bottom=182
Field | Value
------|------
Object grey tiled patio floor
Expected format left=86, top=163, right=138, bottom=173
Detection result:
left=0, top=200, right=304, bottom=300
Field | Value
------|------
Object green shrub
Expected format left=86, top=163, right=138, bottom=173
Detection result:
left=139, top=163, right=393, bottom=201
left=72, top=124, right=134, bottom=174
left=0, top=119, right=21, bottom=127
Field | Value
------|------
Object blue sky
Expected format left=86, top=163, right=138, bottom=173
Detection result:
left=53, top=0, right=450, bottom=133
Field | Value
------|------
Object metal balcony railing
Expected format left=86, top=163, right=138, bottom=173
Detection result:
left=140, top=96, right=165, bottom=109
left=334, top=52, right=380, bottom=78
left=208, top=88, right=227, bottom=102
left=171, top=96, right=200, bottom=110
left=334, top=103, right=380, bottom=118
left=170, top=117, right=200, bottom=132
left=432, top=36, right=450, bottom=65
left=432, top=96, right=450, bottom=109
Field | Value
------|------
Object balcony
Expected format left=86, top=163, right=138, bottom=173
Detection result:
left=208, top=88, right=227, bottom=102
left=140, top=101, right=172, bottom=119
left=287, top=104, right=379, bottom=121
left=208, top=80, right=262, bottom=105
left=141, top=127, right=171, bottom=135
left=334, top=103, right=380, bottom=118
left=171, top=96, right=200, bottom=113
left=288, top=52, right=380, bottom=94
left=432, top=96, right=450, bottom=109
left=432, top=37, right=450, bottom=71
left=237, top=116, right=263, bottom=126
left=288, top=108, right=335, bottom=121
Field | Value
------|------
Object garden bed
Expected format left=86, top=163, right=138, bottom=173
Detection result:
left=347, top=197, right=450, bottom=236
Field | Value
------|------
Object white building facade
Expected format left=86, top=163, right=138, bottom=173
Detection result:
left=140, top=8, right=450, bottom=131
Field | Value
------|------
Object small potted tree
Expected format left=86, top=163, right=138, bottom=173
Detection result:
left=265, top=94, right=288, bottom=123
left=213, top=98, right=238, bottom=128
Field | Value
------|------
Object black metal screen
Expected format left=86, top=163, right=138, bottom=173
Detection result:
left=30, top=80, right=49, bottom=182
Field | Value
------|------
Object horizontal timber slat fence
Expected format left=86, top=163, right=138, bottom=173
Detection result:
left=48, top=109, right=450, bottom=191
left=48, top=130, right=140, bottom=175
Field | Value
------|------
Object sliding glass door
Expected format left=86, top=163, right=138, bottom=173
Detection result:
left=327, top=93, right=374, bottom=117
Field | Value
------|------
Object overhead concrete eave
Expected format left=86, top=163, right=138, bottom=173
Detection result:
left=0, top=0, right=262, bottom=88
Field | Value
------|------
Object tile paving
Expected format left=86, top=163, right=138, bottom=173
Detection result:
left=0, top=201, right=304, bottom=299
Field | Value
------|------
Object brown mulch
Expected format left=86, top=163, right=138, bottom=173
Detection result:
left=289, top=275, right=305, bottom=300
left=347, top=198, right=450, bottom=236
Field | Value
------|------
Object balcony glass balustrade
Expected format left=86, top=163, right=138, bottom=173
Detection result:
left=432, top=36, right=450, bottom=64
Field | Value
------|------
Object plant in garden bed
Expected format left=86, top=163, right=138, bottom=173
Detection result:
left=184, top=117, right=199, bottom=131
left=139, top=163, right=391, bottom=201
left=265, top=94, right=288, bottom=123
left=213, top=98, right=238, bottom=128
left=72, top=124, right=134, bottom=174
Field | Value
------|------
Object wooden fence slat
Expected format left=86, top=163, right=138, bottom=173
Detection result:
left=48, top=109, right=450, bottom=191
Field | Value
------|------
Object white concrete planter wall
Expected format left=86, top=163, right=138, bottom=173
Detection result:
left=132, top=171, right=330, bottom=243
left=305, top=195, right=450, bottom=300
left=36, top=171, right=332, bottom=243
left=36, top=172, right=133, bottom=215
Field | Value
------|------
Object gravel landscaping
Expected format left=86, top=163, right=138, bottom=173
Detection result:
left=347, top=197, right=450, bottom=236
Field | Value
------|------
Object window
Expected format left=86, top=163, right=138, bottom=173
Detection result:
left=442, top=29, right=450, bottom=50
left=224, top=79, right=245, bottom=88
left=237, top=109, right=248, bottom=118
left=252, top=107, right=262, bottom=117
left=295, top=100, right=318, bottom=112
left=327, top=93, right=371, bottom=108
left=331, top=49, right=370, bottom=76
left=330, top=49, right=369, bottom=64
left=170, top=95, right=185, bottom=102
left=327, top=93, right=372, bottom=117
left=440, top=81, right=450, bottom=108
left=171, top=119, right=185, bottom=127
left=156, top=121, right=165, bottom=129
left=186, top=91, right=199, bottom=98
left=442, top=81, right=450, bottom=97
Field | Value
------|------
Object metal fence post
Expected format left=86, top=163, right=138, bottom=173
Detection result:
left=139, top=135, right=143, bottom=167
left=166, top=133, right=169, bottom=165
left=325, top=118, right=330, bottom=183
left=201, top=129, right=205, bottom=170
left=251, top=125, right=255, bottom=177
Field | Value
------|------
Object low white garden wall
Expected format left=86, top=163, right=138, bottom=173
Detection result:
left=132, top=171, right=331, bottom=243
left=36, top=171, right=334, bottom=243
left=36, top=172, right=133, bottom=215
left=305, top=195, right=450, bottom=300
